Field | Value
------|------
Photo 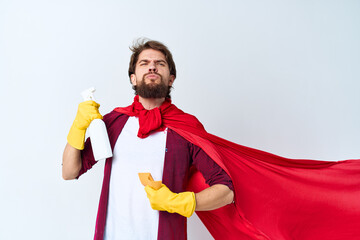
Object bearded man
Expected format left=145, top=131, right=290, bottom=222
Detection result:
left=63, top=39, right=360, bottom=240
left=62, top=40, right=234, bottom=240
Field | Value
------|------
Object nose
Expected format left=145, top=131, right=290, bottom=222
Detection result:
left=148, top=61, right=158, bottom=73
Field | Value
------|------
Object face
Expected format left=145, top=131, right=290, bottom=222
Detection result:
left=130, top=49, right=175, bottom=98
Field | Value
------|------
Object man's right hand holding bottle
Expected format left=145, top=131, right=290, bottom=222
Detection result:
left=67, top=100, right=103, bottom=150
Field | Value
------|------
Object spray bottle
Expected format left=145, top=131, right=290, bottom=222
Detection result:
left=81, top=87, right=113, bottom=161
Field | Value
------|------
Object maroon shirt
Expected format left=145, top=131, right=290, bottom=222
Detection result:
left=78, top=111, right=233, bottom=240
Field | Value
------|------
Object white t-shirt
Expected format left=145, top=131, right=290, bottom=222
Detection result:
left=104, top=116, right=168, bottom=240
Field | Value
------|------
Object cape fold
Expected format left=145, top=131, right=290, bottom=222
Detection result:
left=114, top=103, right=360, bottom=240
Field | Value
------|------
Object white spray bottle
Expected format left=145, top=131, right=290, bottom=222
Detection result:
left=81, top=87, right=113, bottom=161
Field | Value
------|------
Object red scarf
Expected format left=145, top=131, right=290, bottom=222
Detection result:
left=119, top=95, right=172, bottom=138
left=116, top=95, right=206, bottom=139
left=114, top=97, right=360, bottom=240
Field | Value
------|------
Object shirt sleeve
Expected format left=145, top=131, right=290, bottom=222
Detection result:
left=76, top=111, right=128, bottom=179
left=76, top=113, right=109, bottom=178
left=190, top=143, right=234, bottom=191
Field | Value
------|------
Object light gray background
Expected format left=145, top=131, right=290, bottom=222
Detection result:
left=1, top=0, right=359, bottom=239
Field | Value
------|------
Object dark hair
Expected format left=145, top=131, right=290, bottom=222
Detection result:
left=128, top=38, right=177, bottom=81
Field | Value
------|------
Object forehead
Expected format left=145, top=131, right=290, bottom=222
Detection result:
left=137, top=49, right=166, bottom=62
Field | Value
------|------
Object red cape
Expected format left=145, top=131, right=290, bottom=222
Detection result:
left=115, top=101, right=360, bottom=240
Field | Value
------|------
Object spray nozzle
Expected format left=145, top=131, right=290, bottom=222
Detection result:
left=81, top=87, right=96, bottom=101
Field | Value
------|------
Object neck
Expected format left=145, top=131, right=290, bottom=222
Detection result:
left=138, top=96, right=165, bottom=110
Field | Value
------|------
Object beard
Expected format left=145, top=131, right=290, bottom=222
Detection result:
left=134, top=73, right=171, bottom=98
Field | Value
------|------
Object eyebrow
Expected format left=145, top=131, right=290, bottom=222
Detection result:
left=138, top=59, right=167, bottom=64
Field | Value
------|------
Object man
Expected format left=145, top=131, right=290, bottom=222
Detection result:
left=64, top=40, right=360, bottom=240
left=62, top=39, right=234, bottom=240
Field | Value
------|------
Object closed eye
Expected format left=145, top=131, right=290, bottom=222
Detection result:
left=156, top=61, right=166, bottom=66
left=139, top=60, right=149, bottom=66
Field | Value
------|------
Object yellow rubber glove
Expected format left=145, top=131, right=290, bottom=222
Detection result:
left=67, top=100, right=103, bottom=150
left=145, top=184, right=196, bottom=218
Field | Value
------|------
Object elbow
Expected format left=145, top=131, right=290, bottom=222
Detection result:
left=226, top=189, right=234, bottom=205
left=62, top=173, right=75, bottom=180
left=62, top=165, right=80, bottom=180
left=62, top=171, right=76, bottom=180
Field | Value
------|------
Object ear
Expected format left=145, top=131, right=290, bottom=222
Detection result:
left=168, top=75, right=175, bottom=87
left=130, top=74, right=137, bottom=86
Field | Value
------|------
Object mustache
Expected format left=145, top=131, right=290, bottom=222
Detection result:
left=144, top=72, right=162, bottom=78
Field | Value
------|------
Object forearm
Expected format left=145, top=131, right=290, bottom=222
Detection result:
left=62, top=143, right=82, bottom=180
left=195, top=184, right=234, bottom=211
